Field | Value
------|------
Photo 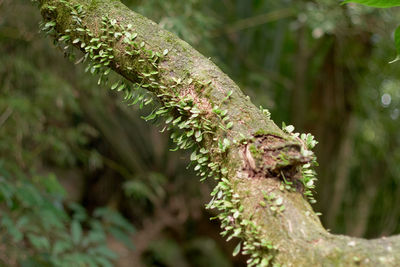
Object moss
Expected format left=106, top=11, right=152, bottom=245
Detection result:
left=254, top=128, right=268, bottom=136
left=89, top=0, right=120, bottom=9
left=249, top=144, right=262, bottom=159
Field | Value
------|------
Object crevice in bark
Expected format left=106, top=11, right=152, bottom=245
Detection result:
left=241, top=135, right=310, bottom=188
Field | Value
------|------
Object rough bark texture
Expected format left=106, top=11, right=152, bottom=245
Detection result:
left=36, top=0, right=400, bottom=266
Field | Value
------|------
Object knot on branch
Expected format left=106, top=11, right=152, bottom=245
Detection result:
left=241, top=135, right=311, bottom=185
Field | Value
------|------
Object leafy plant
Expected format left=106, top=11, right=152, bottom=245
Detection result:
left=343, top=0, right=400, bottom=8
left=0, top=163, right=134, bottom=266
left=344, top=0, right=400, bottom=62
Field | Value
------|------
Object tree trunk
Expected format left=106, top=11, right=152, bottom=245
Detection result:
left=35, top=0, right=400, bottom=266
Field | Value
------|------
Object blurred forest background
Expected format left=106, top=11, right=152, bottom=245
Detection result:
left=1, top=0, right=400, bottom=266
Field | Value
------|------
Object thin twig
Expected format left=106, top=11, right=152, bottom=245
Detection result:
left=0, top=106, right=13, bottom=128
left=212, top=8, right=294, bottom=37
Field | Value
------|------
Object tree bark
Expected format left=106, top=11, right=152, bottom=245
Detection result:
left=35, top=0, right=400, bottom=266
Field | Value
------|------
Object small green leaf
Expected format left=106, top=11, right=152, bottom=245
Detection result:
left=94, top=257, right=113, bottom=267
left=165, top=116, right=174, bottom=124
left=200, top=148, right=209, bottom=154
left=221, top=168, right=228, bottom=175
left=104, top=68, right=111, bottom=75
left=117, top=83, right=126, bottom=92
left=190, top=151, right=197, bottom=161
left=173, top=116, right=182, bottom=125
left=45, top=21, right=56, bottom=28
left=53, top=240, right=73, bottom=255
left=109, top=227, right=135, bottom=249
left=284, top=125, right=295, bottom=133
left=71, top=220, right=82, bottom=245
left=389, top=55, right=400, bottom=64
left=343, top=0, right=400, bottom=8
left=111, top=82, right=119, bottom=90
left=232, top=242, right=242, bottom=256
left=89, top=246, right=117, bottom=259
left=28, top=234, right=50, bottom=250
left=142, top=111, right=157, bottom=121
left=195, top=130, right=202, bottom=138
left=223, top=138, right=230, bottom=148
left=390, top=26, right=400, bottom=64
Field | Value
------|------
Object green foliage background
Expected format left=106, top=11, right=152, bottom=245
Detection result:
left=0, top=0, right=400, bottom=266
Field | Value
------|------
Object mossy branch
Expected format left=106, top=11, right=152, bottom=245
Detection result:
left=34, top=0, right=400, bottom=266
